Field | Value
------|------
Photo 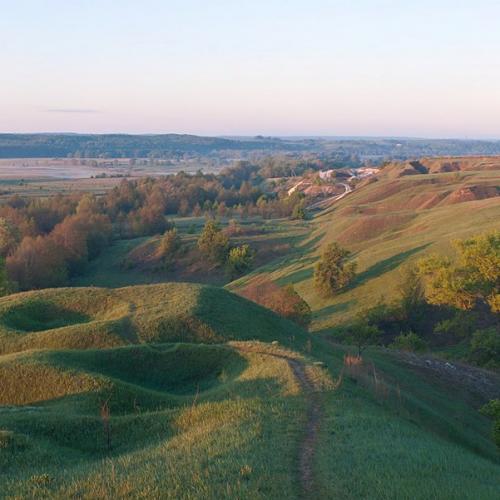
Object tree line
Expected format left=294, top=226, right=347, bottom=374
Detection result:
left=0, top=166, right=307, bottom=291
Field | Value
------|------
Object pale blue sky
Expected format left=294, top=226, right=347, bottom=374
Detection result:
left=1, top=0, right=499, bottom=137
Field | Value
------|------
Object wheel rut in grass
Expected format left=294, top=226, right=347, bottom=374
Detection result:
left=235, top=344, right=323, bottom=498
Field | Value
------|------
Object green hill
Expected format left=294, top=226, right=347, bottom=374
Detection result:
left=0, top=283, right=308, bottom=355
left=1, top=281, right=499, bottom=498
left=232, top=162, right=500, bottom=332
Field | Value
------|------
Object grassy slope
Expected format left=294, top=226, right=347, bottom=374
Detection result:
left=0, top=342, right=307, bottom=498
left=311, top=340, right=500, bottom=499
left=72, top=217, right=308, bottom=288
left=231, top=168, right=500, bottom=331
left=0, top=283, right=308, bottom=355
left=2, top=337, right=499, bottom=498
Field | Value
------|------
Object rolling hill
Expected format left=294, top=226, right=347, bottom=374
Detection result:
left=232, top=158, right=500, bottom=332
left=1, top=158, right=499, bottom=498
left=0, top=283, right=308, bottom=356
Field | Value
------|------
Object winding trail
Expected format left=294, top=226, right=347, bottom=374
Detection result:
left=235, top=345, right=323, bottom=498
left=308, top=182, right=352, bottom=210
left=287, top=358, right=323, bottom=499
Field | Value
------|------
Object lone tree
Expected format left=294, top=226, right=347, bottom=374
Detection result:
left=197, top=219, right=229, bottom=264
left=0, top=218, right=20, bottom=257
left=314, top=242, right=357, bottom=296
left=226, top=244, right=254, bottom=278
left=156, top=228, right=181, bottom=270
left=346, top=318, right=381, bottom=357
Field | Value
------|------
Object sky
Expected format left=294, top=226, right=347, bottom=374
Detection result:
left=1, top=0, right=500, bottom=138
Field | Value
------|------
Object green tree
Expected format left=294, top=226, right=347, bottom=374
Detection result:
left=197, top=220, right=229, bottom=264
left=156, top=228, right=181, bottom=270
left=470, top=327, right=500, bottom=368
left=346, top=318, right=381, bottom=357
left=0, top=257, right=10, bottom=296
left=291, top=201, right=306, bottom=220
left=418, top=230, right=499, bottom=313
left=314, top=242, right=357, bottom=296
left=0, top=217, right=20, bottom=257
left=226, top=244, right=254, bottom=278
left=390, top=331, right=427, bottom=353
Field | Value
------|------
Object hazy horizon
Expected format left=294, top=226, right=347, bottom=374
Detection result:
left=2, top=1, right=500, bottom=138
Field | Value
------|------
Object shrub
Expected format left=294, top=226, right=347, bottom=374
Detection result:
left=155, top=229, right=181, bottom=270
left=480, top=400, right=500, bottom=449
left=390, top=331, right=427, bottom=352
left=469, top=327, right=500, bottom=368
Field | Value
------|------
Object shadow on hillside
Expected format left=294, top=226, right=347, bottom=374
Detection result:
left=314, top=300, right=356, bottom=321
left=276, top=266, right=314, bottom=286
left=298, top=232, right=325, bottom=253
left=350, top=243, right=431, bottom=289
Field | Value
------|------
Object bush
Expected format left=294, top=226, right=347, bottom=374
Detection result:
left=390, top=331, right=427, bottom=352
left=480, top=400, right=500, bottom=449
left=469, top=327, right=500, bottom=368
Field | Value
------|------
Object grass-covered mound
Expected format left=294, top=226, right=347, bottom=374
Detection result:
left=0, top=341, right=310, bottom=498
left=0, top=343, right=243, bottom=411
left=0, top=283, right=307, bottom=355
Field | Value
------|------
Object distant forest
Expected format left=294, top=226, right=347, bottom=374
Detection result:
left=1, top=133, right=500, bottom=160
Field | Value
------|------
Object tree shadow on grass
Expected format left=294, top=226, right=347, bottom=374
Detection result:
left=314, top=300, right=356, bottom=321
left=276, top=266, right=314, bottom=286
left=350, top=243, right=432, bottom=289
left=298, top=232, right=325, bottom=253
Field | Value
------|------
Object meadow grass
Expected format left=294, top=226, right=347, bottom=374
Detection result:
left=0, top=342, right=307, bottom=499
left=309, top=338, right=500, bottom=499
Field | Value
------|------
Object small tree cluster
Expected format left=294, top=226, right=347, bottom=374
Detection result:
left=417, top=230, right=499, bottom=313
left=197, top=219, right=255, bottom=278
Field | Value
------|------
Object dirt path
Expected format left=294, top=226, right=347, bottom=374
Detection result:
left=287, top=358, right=323, bottom=499
left=308, top=182, right=352, bottom=210
left=235, top=345, right=323, bottom=498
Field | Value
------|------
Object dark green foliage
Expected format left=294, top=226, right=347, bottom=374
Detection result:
left=480, top=400, right=500, bottom=449
left=390, top=331, right=427, bottom=353
left=344, top=315, right=381, bottom=356
left=197, top=220, right=229, bottom=264
left=155, top=229, right=181, bottom=270
left=226, top=244, right=254, bottom=278
left=470, top=328, right=500, bottom=369
left=291, top=202, right=307, bottom=220
left=314, top=242, right=357, bottom=296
